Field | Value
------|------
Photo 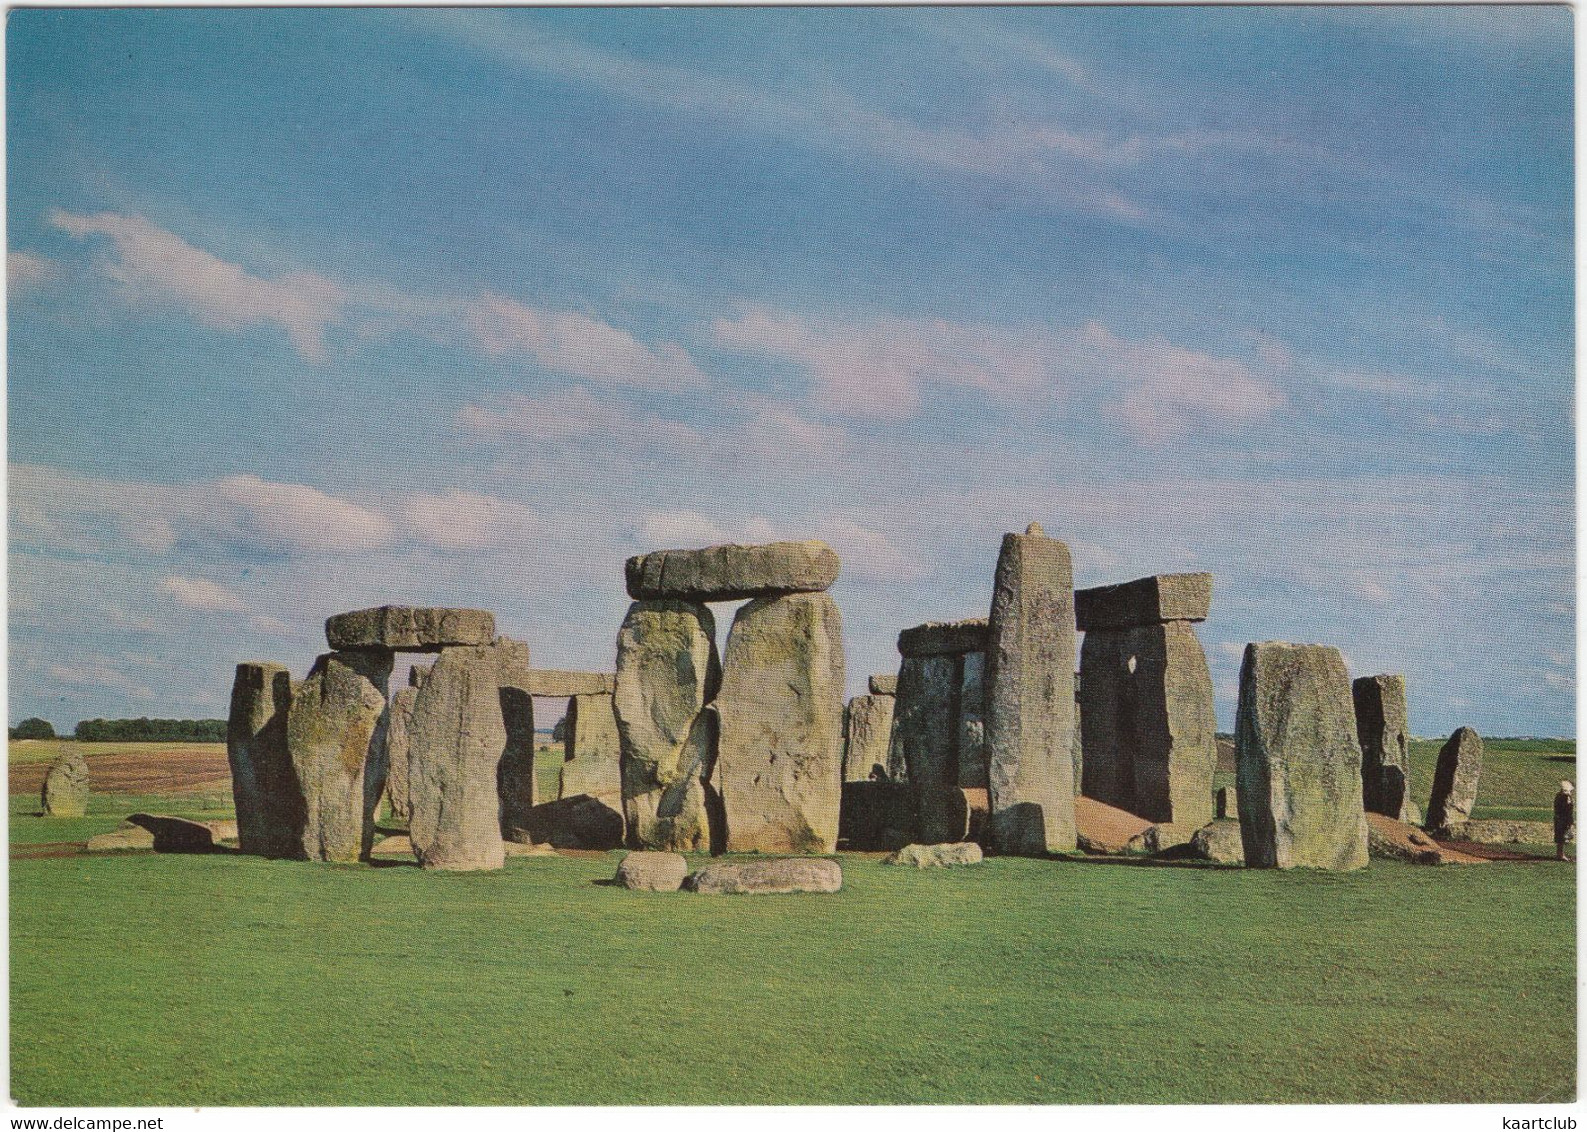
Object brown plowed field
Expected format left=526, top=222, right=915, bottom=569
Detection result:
left=9, top=743, right=231, bottom=798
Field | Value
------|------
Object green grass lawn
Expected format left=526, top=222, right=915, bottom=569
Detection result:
left=10, top=847, right=1575, bottom=1106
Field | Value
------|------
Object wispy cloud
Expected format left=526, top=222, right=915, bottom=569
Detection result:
left=8, top=250, right=54, bottom=295
left=159, top=574, right=248, bottom=613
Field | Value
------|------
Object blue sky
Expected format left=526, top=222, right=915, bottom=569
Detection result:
left=7, top=6, right=1574, bottom=736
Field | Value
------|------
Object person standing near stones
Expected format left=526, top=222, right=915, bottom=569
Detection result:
left=1553, top=781, right=1574, bottom=861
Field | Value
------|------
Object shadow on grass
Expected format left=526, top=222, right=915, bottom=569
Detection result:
left=1545, top=755, right=1576, bottom=764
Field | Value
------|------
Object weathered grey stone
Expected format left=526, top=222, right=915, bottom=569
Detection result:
left=626, top=540, right=840, bottom=602
left=1425, top=726, right=1483, bottom=830
left=526, top=670, right=615, bottom=698
left=325, top=605, right=495, bottom=652
left=287, top=650, right=392, bottom=863
left=85, top=827, right=155, bottom=852
left=1074, top=573, right=1212, bottom=632
left=1234, top=642, right=1368, bottom=870
left=614, top=851, right=688, bottom=891
left=916, top=785, right=989, bottom=845
left=883, top=842, right=983, bottom=867
left=1079, top=620, right=1217, bottom=841
left=892, top=654, right=959, bottom=790
left=408, top=664, right=431, bottom=689
left=1437, top=818, right=1555, bottom=845
left=985, top=524, right=1077, bottom=855
left=227, top=662, right=297, bottom=856
left=1364, top=813, right=1489, bottom=864
left=843, top=694, right=896, bottom=783
left=1188, top=819, right=1245, bottom=865
left=897, top=618, right=988, bottom=658
left=407, top=638, right=529, bottom=871
left=41, top=753, right=89, bottom=818
left=684, top=858, right=843, bottom=895
left=869, top=673, right=898, bottom=696
left=125, top=813, right=217, bottom=853
left=1353, top=674, right=1410, bottom=818
left=560, top=692, right=622, bottom=800
left=1071, top=683, right=1084, bottom=795
left=837, top=781, right=917, bottom=850
left=1216, top=785, right=1236, bottom=820
left=614, top=600, right=720, bottom=852
left=958, top=651, right=988, bottom=789
left=521, top=795, right=625, bottom=849
left=384, top=686, right=418, bottom=822
left=716, top=592, right=845, bottom=854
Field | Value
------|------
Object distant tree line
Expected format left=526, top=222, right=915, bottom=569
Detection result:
left=9, top=717, right=56, bottom=740
left=72, top=718, right=227, bottom=743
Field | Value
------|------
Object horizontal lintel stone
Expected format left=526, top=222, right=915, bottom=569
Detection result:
left=325, top=605, right=496, bottom=652
left=897, top=618, right=988, bottom=658
left=1074, top=573, right=1212, bottom=631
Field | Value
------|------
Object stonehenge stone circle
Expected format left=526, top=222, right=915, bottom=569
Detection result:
left=985, top=523, right=1077, bottom=855
left=226, top=661, right=298, bottom=856
left=1426, top=726, right=1484, bottom=830
left=684, top=858, right=843, bottom=895
left=614, top=851, right=688, bottom=892
left=625, top=539, right=840, bottom=602
left=287, top=649, right=392, bottom=863
left=716, top=592, right=845, bottom=854
left=408, top=637, right=530, bottom=870
left=1075, top=572, right=1212, bottom=632
left=41, top=752, right=89, bottom=818
left=526, top=670, right=615, bottom=698
left=614, top=599, right=720, bottom=852
left=892, top=618, right=987, bottom=840
left=560, top=690, right=622, bottom=799
left=884, top=842, right=983, bottom=867
left=869, top=673, right=898, bottom=696
left=1234, top=642, right=1368, bottom=870
left=1078, top=576, right=1217, bottom=843
left=1353, top=674, right=1411, bottom=820
left=384, top=685, right=418, bottom=821
left=843, top=694, right=896, bottom=783
left=958, top=651, right=988, bottom=790
left=325, top=605, right=496, bottom=652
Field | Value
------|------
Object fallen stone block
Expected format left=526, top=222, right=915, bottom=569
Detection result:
left=883, top=842, right=983, bottom=868
left=1074, top=572, right=1212, bottom=632
left=520, top=794, right=625, bottom=850
left=615, top=851, right=688, bottom=891
left=1235, top=641, right=1368, bottom=870
left=897, top=618, right=988, bottom=658
left=1367, top=813, right=1487, bottom=864
left=1075, top=795, right=1157, bottom=855
left=1187, top=819, right=1245, bottom=865
left=684, top=858, right=843, bottom=895
left=125, top=813, right=217, bottom=853
left=1436, top=819, right=1557, bottom=845
left=626, top=540, right=840, bottom=602
left=525, top=670, right=616, bottom=698
left=325, top=605, right=496, bottom=652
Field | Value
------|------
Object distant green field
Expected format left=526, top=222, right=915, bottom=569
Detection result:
left=1409, top=736, right=1574, bottom=823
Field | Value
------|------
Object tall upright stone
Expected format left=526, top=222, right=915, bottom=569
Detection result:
left=493, top=645, right=538, bottom=842
left=844, top=693, right=896, bottom=783
left=1235, top=641, right=1368, bottom=870
left=561, top=691, right=622, bottom=800
left=1353, top=674, right=1411, bottom=819
left=408, top=637, right=529, bottom=870
left=41, top=752, right=89, bottom=818
left=1425, top=726, right=1484, bottom=830
left=384, top=685, right=418, bottom=822
left=716, top=592, right=845, bottom=854
left=984, top=523, right=1077, bottom=855
left=891, top=654, right=959, bottom=788
left=958, top=651, right=988, bottom=790
left=614, top=600, right=720, bottom=852
left=1077, top=575, right=1217, bottom=843
left=892, top=619, right=987, bottom=841
left=227, top=661, right=298, bottom=856
left=287, top=650, right=392, bottom=863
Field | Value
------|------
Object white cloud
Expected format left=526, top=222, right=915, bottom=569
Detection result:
left=8, top=250, right=53, bottom=294
left=457, top=385, right=708, bottom=457
left=467, top=292, right=708, bottom=389
left=399, top=489, right=539, bottom=550
left=51, top=210, right=346, bottom=362
left=159, top=574, right=248, bottom=613
left=215, top=474, right=394, bottom=553
left=817, top=518, right=927, bottom=583
left=639, top=509, right=729, bottom=548
left=248, top=614, right=294, bottom=635
left=713, top=306, right=1286, bottom=439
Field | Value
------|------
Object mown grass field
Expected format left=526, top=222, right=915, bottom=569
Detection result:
left=8, top=737, right=1577, bottom=1105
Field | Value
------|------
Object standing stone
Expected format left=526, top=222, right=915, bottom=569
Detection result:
left=41, top=752, right=89, bottom=818
left=384, top=686, right=418, bottom=822
left=614, top=600, right=720, bottom=852
left=1426, top=726, right=1484, bottom=830
left=843, top=694, right=896, bottom=783
left=984, top=523, right=1077, bottom=855
left=892, top=653, right=958, bottom=836
left=1070, top=677, right=1084, bottom=794
left=1215, top=785, right=1236, bottom=819
left=716, top=592, right=845, bottom=854
left=561, top=692, right=622, bottom=799
left=408, top=638, right=529, bottom=871
left=1353, top=674, right=1411, bottom=819
left=493, top=642, right=538, bottom=843
left=1235, top=642, right=1368, bottom=870
left=226, top=661, right=298, bottom=856
left=1079, top=618, right=1217, bottom=841
left=287, top=650, right=392, bottom=863
left=958, top=651, right=988, bottom=789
